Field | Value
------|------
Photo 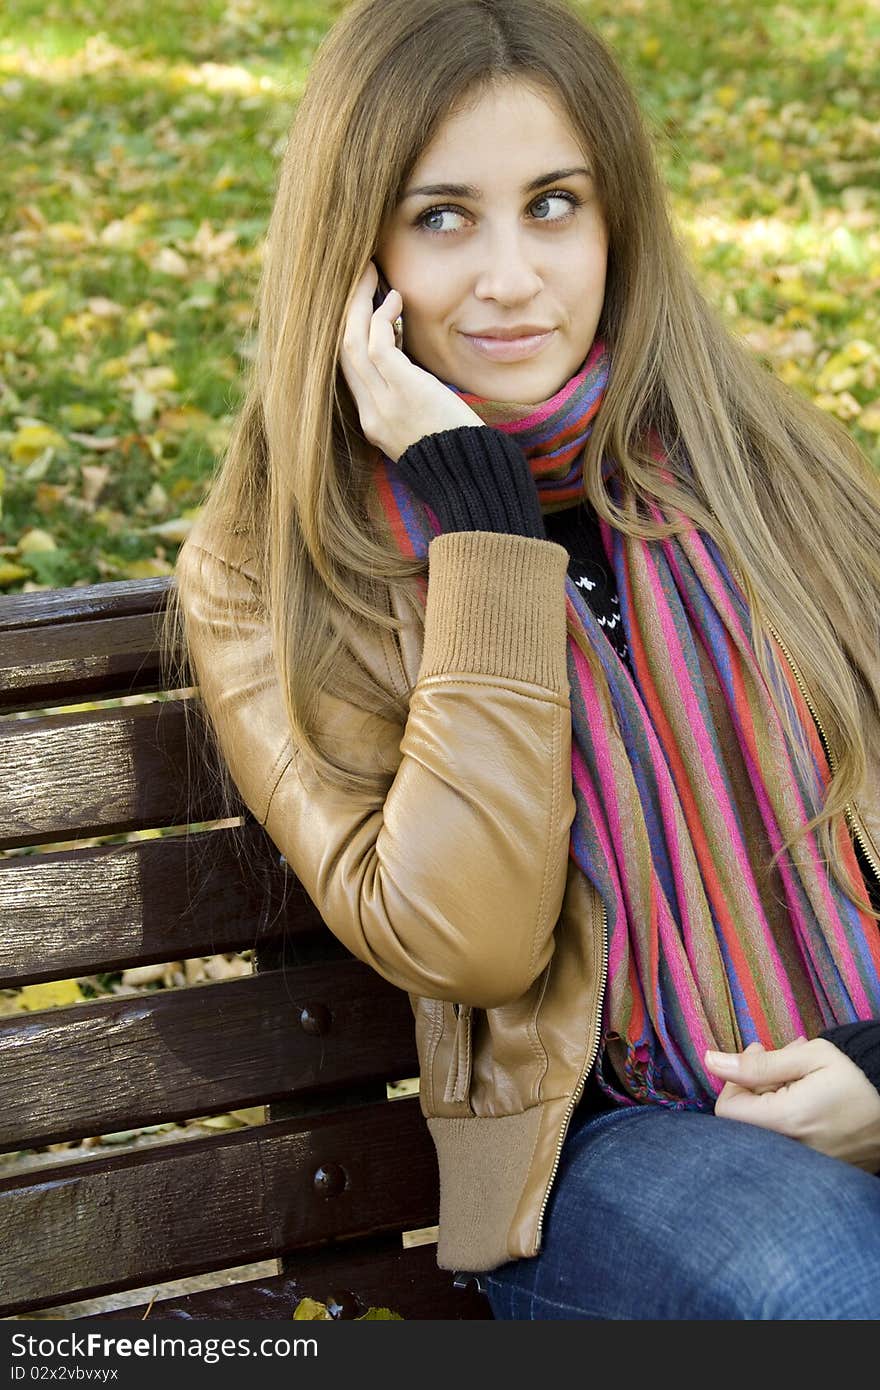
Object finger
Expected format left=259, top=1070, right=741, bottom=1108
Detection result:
left=707, top=1040, right=773, bottom=1096
left=711, top=1041, right=777, bottom=1097
left=705, top=1039, right=821, bottom=1090
left=341, top=263, right=387, bottom=393
left=714, top=1085, right=796, bottom=1134
left=366, top=286, right=405, bottom=378
left=710, top=1042, right=759, bottom=1107
left=342, top=260, right=378, bottom=333
left=740, top=1040, right=779, bottom=1093
left=705, top=1039, right=763, bottom=1075
left=341, top=261, right=383, bottom=358
left=714, top=1077, right=751, bottom=1104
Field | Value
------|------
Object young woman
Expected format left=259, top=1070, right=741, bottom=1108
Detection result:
left=168, top=0, right=880, bottom=1318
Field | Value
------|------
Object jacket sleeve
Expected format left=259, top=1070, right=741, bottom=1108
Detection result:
left=174, top=526, right=576, bottom=1008
left=819, top=1020, right=880, bottom=1097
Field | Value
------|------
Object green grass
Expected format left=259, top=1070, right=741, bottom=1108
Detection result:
left=1, top=0, right=878, bottom=591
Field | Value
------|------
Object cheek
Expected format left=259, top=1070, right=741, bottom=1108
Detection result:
left=375, top=238, right=423, bottom=301
left=553, top=234, right=605, bottom=294
left=580, top=236, right=608, bottom=281
left=578, top=251, right=608, bottom=305
left=400, top=283, right=452, bottom=335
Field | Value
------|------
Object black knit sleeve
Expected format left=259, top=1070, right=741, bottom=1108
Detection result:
left=395, top=425, right=546, bottom=538
left=819, top=1020, right=880, bottom=1095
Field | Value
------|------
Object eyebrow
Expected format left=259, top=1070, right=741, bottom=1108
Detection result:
left=401, top=166, right=593, bottom=200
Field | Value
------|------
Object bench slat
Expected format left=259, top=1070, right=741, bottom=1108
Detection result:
left=88, top=1237, right=491, bottom=1321
left=0, top=577, right=170, bottom=632
left=0, top=1101, right=438, bottom=1318
left=0, top=701, right=218, bottom=848
left=0, top=963, right=418, bottom=1151
left=0, top=823, right=327, bottom=986
left=0, top=612, right=183, bottom=713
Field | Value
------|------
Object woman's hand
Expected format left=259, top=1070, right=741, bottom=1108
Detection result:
left=338, top=260, right=485, bottom=462
left=705, top=1036, right=880, bottom=1174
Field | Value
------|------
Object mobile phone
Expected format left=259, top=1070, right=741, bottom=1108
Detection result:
left=373, top=266, right=404, bottom=350
left=372, top=266, right=391, bottom=313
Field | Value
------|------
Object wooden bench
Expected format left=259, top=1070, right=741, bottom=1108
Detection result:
left=0, top=576, right=491, bottom=1321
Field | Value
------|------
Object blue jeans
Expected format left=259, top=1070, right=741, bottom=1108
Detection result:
left=483, top=1103, right=880, bottom=1319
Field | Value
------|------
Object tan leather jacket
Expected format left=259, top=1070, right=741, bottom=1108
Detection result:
left=174, top=512, right=880, bottom=1274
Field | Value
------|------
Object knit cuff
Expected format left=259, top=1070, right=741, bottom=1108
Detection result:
left=418, top=530, right=570, bottom=692
left=395, top=426, right=546, bottom=538
left=819, top=1020, right=880, bottom=1095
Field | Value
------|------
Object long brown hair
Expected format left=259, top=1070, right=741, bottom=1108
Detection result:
left=162, top=0, right=880, bottom=917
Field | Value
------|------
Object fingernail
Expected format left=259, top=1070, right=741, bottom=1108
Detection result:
left=705, top=1050, right=738, bottom=1073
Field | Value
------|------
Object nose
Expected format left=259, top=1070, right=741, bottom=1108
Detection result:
left=472, top=225, right=543, bottom=305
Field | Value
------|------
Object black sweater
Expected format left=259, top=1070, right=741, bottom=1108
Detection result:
left=395, top=425, right=880, bottom=1095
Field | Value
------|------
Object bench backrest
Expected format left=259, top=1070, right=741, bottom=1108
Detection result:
left=0, top=577, right=490, bottom=1320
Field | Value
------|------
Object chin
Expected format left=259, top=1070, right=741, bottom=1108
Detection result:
left=467, top=359, right=572, bottom=403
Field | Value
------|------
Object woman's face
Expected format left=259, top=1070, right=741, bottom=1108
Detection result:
left=375, top=78, right=608, bottom=403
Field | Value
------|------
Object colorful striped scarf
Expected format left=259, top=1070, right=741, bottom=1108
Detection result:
left=373, top=336, right=880, bottom=1109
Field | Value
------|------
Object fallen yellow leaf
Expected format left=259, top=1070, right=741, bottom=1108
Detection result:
left=35, top=483, right=69, bottom=513
left=18, top=528, right=57, bottom=553
left=21, top=288, right=58, bottom=315
left=0, top=561, right=32, bottom=584
left=151, top=247, right=189, bottom=277
left=815, top=354, right=859, bottom=392
left=9, top=423, right=65, bottom=464
left=804, top=290, right=848, bottom=315
left=146, top=516, right=195, bottom=542
left=158, top=406, right=212, bottom=434
left=87, top=297, right=125, bottom=319
left=46, top=222, right=91, bottom=246
left=715, top=86, right=739, bottom=110
left=292, top=1299, right=332, bottom=1321
left=60, top=403, right=105, bottom=428
left=141, top=365, right=178, bottom=391
left=841, top=340, right=875, bottom=366
left=20, top=980, right=84, bottom=1010
left=211, top=166, right=237, bottom=190
left=99, top=357, right=132, bottom=380
left=121, top=557, right=174, bottom=578
left=146, top=331, right=176, bottom=355
left=813, top=391, right=862, bottom=420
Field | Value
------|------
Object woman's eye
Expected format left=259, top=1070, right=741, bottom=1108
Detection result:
left=415, top=191, right=579, bottom=235
left=417, top=206, right=466, bottom=234
left=531, top=192, right=579, bottom=221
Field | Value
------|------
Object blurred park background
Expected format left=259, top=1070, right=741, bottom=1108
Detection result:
left=0, top=0, right=878, bottom=595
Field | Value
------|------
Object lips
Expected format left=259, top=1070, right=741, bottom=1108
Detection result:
left=461, top=329, right=555, bottom=362
left=466, top=326, right=554, bottom=339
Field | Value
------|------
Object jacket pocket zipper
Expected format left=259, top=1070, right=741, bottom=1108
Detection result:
left=443, top=1003, right=474, bottom=1106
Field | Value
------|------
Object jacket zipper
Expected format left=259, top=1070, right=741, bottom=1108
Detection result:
left=535, top=898, right=608, bottom=1247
